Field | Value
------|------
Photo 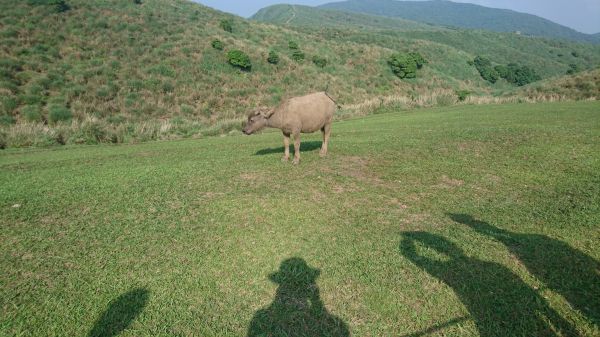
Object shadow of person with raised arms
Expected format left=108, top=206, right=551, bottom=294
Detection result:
left=247, top=258, right=350, bottom=337
left=450, top=213, right=600, bottom=327
left=400, top=232, right=578, bottom=337
left=88, top=288, right=149, bottom=337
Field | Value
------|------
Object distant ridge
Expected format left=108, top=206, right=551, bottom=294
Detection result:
left=319, top=0, right=600, bottom=44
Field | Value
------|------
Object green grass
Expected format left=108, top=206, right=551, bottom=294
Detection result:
left=1, top=101, right=599, bottom=336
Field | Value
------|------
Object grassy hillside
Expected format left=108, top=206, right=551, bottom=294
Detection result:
left=251, top=4, right=439, bottom=31
left=320, top=0, right=600, bottom=44
left=254, top=5, right=600, bottom=82
left=1, top=0, right=446, bottom=146
left=518, top=68, right=600, bottom=100
left=1, top=0, right=599, bottom=149
left=2, top=101, right=599, bottom=336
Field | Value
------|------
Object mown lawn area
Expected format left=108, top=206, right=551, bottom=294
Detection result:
left=1, top=102, right=599, bottom=336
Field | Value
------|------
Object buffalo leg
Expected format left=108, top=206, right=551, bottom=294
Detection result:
left=282, top=133, right=290, bottom=162
left=320, top=123, right=331, bottom=157
left=292, top=132, right=301, bottom=165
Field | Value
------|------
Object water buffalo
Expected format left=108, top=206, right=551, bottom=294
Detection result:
left=243, top=92, right=336, bottom=165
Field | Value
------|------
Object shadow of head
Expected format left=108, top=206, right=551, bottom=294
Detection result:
left=401, top=231, right=464, bottom=261
left=88, top=288, right=149, bottom=337
left=448, top=213, right=509, bottom=239
left=255, top=141, right=322, bottom=156
left=269, top=257, right=321, bottom=288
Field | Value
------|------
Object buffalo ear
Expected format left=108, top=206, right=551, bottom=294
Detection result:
left=260, top=108, right=275, bottom=118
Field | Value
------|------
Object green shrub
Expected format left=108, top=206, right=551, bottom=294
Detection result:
left=1, top=96, right=18, bottom=114
left=226, top=50, right=252, bottom=71
left=267, top=50, right=279, bottom=64
left=291, top=50, right=305, bottom=63
left=48, top=105, right=72, bottom=124
left=388, top=53, right=417, bottom=79
left=567, top=63, right=581, bottom=75
left=473, top=56, right=499, bottom=83
left=492, top=63, right=541, bottom=86
left=455, top=90, right=471, bottom=102
left=0, top=114, right=16, bottom=126
left=0, top=130, right=6, bottom=149
left=312, top=55, right=327, bottom=68
left=220, top=19, right=233, bottom=33
left=409, top=52, right=427, bottom=69
left=162, top=81, right=175, bottom=93
left=133, top=0, right=142, bottom=4
left=22, top=105, right=43, bottom=122
left=211, top=39, right=224, bottom=50
left=288, top=41, right=299, bottom=50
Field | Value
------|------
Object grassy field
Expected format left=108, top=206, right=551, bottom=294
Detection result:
left=1, top=101, right=599, bottom=336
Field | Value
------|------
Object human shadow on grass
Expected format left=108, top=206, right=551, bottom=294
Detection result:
left=450, top=213, right=600, bottom=327
left=247, top=257, right=350, bottom=337
left=400, top=232, right=578, bottom=337
left=88, top=288, right=149, bottom=337
left=255, top=141, right=322, bottom=156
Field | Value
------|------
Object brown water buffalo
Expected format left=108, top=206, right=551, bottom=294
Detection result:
left=243, top=92, right=336, bottom=165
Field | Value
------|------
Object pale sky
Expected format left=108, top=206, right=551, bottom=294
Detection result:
left=193, top=0, right=600, bottom=34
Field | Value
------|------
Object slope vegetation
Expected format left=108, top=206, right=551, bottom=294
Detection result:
left=253, top=4, right=600, bottom=81
left=319, top=0, right=600, bottom=44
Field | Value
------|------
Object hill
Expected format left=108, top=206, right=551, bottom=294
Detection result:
left=0, top=0, right=453, bottom=147
left=319, top=0, right=600, bottom=44
left=517, top=68, right=600, bottom=100
left=1, top=0, right=600, bottom=149
left=251, top=4, right=439, bottom=31
left=2, top=101, right=599, bottom=336
left=253, top=4, right=600, bottom=80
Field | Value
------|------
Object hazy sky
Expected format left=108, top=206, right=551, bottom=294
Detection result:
left=193, top=0, right=600, bottom=34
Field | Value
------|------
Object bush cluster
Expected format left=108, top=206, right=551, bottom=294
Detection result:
left=291, top=50, right=305, bottom=63
left=312, top=55, right=327, bottom=68
left=473, top=56, right=499, bottom=83
left=220, top=19, right=233, bottom=33
left=227, top=50, right=252, bottom=71
left=211, top=39, right=224, bottom=50
left=567, top=63, right=581, bottom=75
left=267, top=50, right=279, bottom=65
left=388, top=52, right=426, bottom=79
left=473, top=56, right=541, bottom=86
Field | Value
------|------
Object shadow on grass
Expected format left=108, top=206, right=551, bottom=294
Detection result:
left=88, top=288, right=149, bottom=337
left=450, top=213, right=600, bottom=327
left=255, top=141, right=322, bottom=156
left=247, top=257, right=350, bottom=337
left=400, top=232, right=578, bottom=336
